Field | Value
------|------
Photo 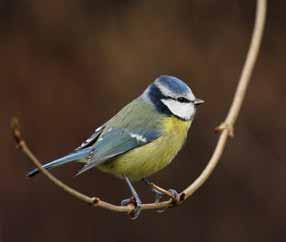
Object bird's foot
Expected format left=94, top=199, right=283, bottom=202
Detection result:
left=142, top=179, right=181, bottom=212
left=151, top=187, right=180, bottom=203
left=151, top=189, right=166, bottom=213
left=167, top=189, right=180, bottom=204
left=152, top=189, right=164, bottom=203
left=121, top=197, right=134, bottom=206
left=120, top=196, right=142, bottom=220
left=150, top=188, right=180, bottom=213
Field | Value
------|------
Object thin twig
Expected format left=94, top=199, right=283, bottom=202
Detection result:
left=182, top=0, right=266, bottom=199
left=12, top=0, right=267, bottom=217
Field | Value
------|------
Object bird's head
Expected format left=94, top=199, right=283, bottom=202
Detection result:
left=143, top=75, right=204, bottom=121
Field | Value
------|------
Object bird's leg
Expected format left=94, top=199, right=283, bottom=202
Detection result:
left=143, top=178, right=180, bottom=204
left=121, top=176, right=142, bottom=220
left=143, top=178, right=164, bottom=203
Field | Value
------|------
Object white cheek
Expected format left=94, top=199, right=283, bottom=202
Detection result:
left=161, top=99, right=195, bottom=120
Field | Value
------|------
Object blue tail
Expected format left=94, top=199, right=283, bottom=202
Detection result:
left=27, top=147, right=93, bottom=177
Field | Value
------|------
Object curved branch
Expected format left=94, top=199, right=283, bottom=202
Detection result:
left=12, top=0, right=267, bottom=218
left=182, top=0, right=267, bottom=199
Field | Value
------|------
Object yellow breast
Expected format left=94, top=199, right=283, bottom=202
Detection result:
left=98, top=117, right=192, bottom=181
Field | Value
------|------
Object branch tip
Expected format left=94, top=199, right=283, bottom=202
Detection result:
left=11, top=117, right=25, bottom=149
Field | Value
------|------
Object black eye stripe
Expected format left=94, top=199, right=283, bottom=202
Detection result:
left=177, top=97, right=191, bottom=103
left=164, top=96, right=191, bottom=103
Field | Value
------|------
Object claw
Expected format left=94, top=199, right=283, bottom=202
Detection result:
left=129, top=201, right=142, bottom=220
left=168, top=189, right=180, bottom=203
left=153, top=189, right=164, bottom=203
left=150, top=189, right=165, bottom=213
left=120, top=196, right=142, bottom=220
left=121, top=197, right=134, bottom=206
left=142, top=179, right=180, bottom=212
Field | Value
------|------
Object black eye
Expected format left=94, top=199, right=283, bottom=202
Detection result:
left=177, top=97, right=190, bottom=103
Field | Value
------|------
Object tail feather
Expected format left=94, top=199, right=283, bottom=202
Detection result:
left=26, top=147, right=93, bottom=177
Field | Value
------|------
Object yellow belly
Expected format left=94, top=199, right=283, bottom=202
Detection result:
left=98, top=117, right=191, bottom=181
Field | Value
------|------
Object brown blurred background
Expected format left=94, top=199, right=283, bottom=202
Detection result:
left=1, top=0, right=285, bottom=242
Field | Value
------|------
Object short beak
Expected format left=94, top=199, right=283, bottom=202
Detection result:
left=194, top=98, right=205, bottom=105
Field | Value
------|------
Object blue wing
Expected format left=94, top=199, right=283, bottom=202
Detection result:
left=27, top=98, right=163, bottom=177
left=75, top=127, right=160, bottom=175
left=27, top=126, right=105, bottom=177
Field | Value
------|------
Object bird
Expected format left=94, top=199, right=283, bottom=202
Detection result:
left=27, top=75, right=204, bottom=219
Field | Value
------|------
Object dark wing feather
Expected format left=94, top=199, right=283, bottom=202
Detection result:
left=76, top=127, right=160, bottom=175
left=74, top=125, right=105, bottom=151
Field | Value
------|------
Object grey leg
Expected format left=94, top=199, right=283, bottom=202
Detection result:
left=143, top=178, right=164, bottom=203
left=121, top=176, right=142, bottom=219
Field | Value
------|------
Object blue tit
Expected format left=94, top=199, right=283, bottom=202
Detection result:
left=27, top=75, right=204, bottom=219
